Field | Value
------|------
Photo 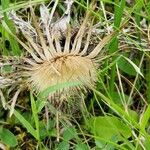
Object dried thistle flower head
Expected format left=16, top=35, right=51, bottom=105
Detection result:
left=4, top=2, right=113, bottom=99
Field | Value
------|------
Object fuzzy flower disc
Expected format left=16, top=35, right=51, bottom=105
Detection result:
left=29, top=54, right=96, bottom=92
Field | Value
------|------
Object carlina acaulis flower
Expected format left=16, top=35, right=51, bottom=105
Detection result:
left=1, top=1, right=114, bottom=114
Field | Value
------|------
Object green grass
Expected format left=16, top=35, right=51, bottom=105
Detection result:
left=0, top=0, right=150, bottom=149
left=109, top=0, right=125, bottom=97
left=1, top=0, right=21, bottom=56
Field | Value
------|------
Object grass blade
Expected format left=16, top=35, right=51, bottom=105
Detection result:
left=109, top=0, right=125, bottom=96
left=30, top=92, right=40, bottom=141
left=39, top=81, right=81, bottom=98
left=13, top=110, right=38, bottom=140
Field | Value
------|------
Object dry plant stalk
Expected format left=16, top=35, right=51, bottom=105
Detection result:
left=0, top=1, right=114, bottom=115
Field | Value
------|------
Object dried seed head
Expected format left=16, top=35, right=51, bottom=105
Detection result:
left=7, top=2, right=113, bottom=95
